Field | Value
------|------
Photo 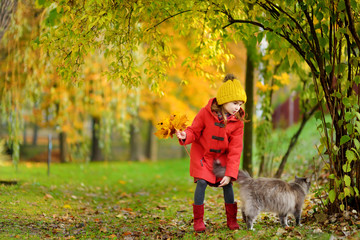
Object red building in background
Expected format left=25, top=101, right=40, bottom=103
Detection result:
left=272, top=93, right=300, bottom=129
left=272, top=83, right=359, bottom=129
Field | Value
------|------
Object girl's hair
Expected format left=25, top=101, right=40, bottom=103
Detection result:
left=211, top=99, right=246, bottom=125
left=211, top=74, right=247, bottom=124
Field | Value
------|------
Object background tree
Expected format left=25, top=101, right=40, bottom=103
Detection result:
left=243, top=39, right=257, bottom=175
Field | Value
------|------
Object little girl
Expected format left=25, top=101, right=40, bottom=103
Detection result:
left=176, top=73, right=247, bottom=232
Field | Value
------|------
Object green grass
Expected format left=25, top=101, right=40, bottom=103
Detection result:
left=0, top=115, right=358, bottom=239
left=1, top=159, right=356, bottom=239
left=253, top=115, right=321, bottom=178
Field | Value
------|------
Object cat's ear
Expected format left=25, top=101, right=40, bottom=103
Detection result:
left=295, top=176, right=299, bottom=180
left=306, top=177, right=311, bottom=183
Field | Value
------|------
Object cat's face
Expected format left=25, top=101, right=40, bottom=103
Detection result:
left=295, top=176, right=311, bottom=193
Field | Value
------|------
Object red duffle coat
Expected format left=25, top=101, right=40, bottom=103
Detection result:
left=180, top=98, right=245, bottom=184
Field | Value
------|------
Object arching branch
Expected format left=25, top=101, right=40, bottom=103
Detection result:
left=223, top=19, right=269, bottom=30
left=146, top=9, right=192, bottom=31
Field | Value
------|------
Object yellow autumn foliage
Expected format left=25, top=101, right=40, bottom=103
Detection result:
left=154, top=113, right=189, bottom=139
left=256, top=82, right=272, bottom=93
left=273, top=73, right=290, bottom=86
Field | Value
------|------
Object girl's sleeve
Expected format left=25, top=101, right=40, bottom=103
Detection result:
left=225, top=122, right=244, bottom=179
left=179, top=108, right=206, bottom=145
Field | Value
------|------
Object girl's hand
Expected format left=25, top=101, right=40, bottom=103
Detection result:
left=219, top=176, right=231, bottom=187
left=176, top=130, right=187, bottom=140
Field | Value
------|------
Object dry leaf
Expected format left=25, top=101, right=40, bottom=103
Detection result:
left=156, top=205, right=167, bottom=210
left=44, top=194, right=54, bottom=200
left=63, top=204, right=72, bottom=209
left=313, top=228, right=323, bottom=234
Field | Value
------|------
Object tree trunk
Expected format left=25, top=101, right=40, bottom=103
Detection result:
left=23, top=122, right=27, bottom=146
left=145, top=120, right=157, bottom=161
left=91, top=117, right=103, bottom=161
left=0, top=0, right=18, bottom=41
left=242, top=43, right=255, bottom=175
left=59, top=131, right=68, bottom=163
left=32, top=124, right=38, bottom=146
left=129, top=121, right=144, bottom=161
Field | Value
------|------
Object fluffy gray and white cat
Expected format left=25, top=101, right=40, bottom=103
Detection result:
left=213, top=161, right=311, bottom=230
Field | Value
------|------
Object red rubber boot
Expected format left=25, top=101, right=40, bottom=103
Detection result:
left=225, top=202, right=240, bottom=230
left=192, top=204, right=206, bottom=232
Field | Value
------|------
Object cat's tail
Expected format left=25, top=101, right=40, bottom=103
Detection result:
left=213, top=160, right=251, bottom=183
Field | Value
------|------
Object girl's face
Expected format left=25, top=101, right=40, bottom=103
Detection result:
left=223, top=101, right=243, bottom=115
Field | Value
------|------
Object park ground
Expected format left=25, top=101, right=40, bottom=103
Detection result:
left=0, top=159, right=360, bottom=240
left=1, top=117, right=360, bottom=239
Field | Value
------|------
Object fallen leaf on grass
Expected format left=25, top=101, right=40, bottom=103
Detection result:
left=285, top=226, right=295, bottom=231
left=120, top=192, right=131, bottom=198
left=52, top=228, right=63, bottom=234
left=314, top=212, right=327, bottom=223
left=276, top=228, right=287, bottom=236
left=122, top=207, right=133, bottom=212
left=116, top=214, right=126, bottom=219
left=63, top=204, right=72, bottom=209
left=159, top=220, right=167, bottom=225
left=44, top=194, right=54, bottom=200
left=157, top=205, right=167, bottom=210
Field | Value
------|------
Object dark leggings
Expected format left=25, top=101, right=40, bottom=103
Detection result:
left=194, top=179, right=234, bottom=205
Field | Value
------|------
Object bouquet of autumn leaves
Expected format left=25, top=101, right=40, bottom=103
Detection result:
left=154, top=113, right=189, bottom=139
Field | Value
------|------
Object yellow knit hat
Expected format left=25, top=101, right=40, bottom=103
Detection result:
left=216, top=75, right=247, bottom=105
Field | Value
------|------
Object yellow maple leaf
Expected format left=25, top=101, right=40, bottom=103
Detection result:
left=154, top=113, right=189, bottom=139
left=172, top=114, right=189, bottom=131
